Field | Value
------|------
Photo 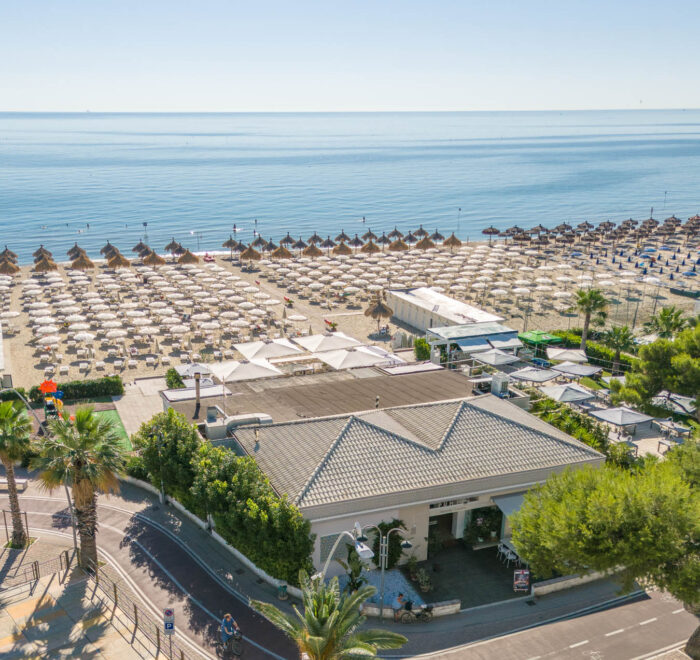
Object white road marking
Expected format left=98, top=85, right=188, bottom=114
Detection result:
left=605, top=629, right=625, bottom=636
left=525, top=656, right=542, bottom=660
left=638, top=618, right=657, bottom=626
left=629, top=641, right=688, bottom=660
left=570, top=640, right=589, bottom=648
left=672, top=608, right=684, bottom=614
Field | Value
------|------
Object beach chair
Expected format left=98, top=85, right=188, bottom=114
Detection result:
left=161, top=356, right=171, bottom=365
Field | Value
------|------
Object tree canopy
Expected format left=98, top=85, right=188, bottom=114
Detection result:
left=510, top=463, right=700, bottom=606
left=612, top=325, right=700, bottom=420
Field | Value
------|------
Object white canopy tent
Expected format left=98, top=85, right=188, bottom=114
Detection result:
left=293, top=331, right=362, bottom=353
left=234, top=338, right=305, bottom=361
left=473, top=349, right=520, bottom=367
left=313, top=345, right=403, bottom=370
left=546, top=347, right=588, bottom=363
left=539, top=383, right=595, bottom=404
left=209, top=359, right=283, bottom=383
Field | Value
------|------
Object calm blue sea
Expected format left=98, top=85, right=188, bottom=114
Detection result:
left=2, top=110, right=700, bottom=264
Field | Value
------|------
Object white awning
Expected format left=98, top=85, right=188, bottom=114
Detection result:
left=489, top=337, right=523, bottom=350
left=492, top=492, right=526, bottom=518
left=454, top=337, right=491, bottom=353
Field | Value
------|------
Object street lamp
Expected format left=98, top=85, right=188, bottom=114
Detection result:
left=315, top=523, right=375, bottom=581
left=357, top=524, right=412, bottom=621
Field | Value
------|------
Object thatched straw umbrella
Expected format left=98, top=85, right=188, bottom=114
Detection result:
left=302, top=244, right=323, bottom=258
left=387, top=227, right=403, bottom=240
left=335, top=229, right=351, bottom=243
left=67, top=243, right=86, bottom=260
left=222, top=235, right=238, bottom=261
left=252, top=234, right=268, bottom=248
left=512, top=232, right=531, bottom=243
left=0, top=260, right=19, bottom=275
left=144, top=251, right=167, bottom=267
left=377, top=233, right=391, bottom=249
left=279, top=232, right=295, bottom=246
left=362, top=229, right=378, bottom=241
left=71, top=254, right=96, bottom=271
left=404, top=232, right=418, bottom=244
left=349, top=234, right=364, bottom=252
left=577, top=221, right=594, bottom=232
left=414, top=225, right=429, bottom=237
left=415, top=236, right=436, bottom=250
left=430, top=229, right=445, bottom=242
left=443, top=233, right=462, bottom=251
left=270, top=245, right=293, bottom=260
left=308, top=232, right=323, bottom=244
left=240, top=245, right=261, bottom=261
left=164, top=238, right=180, bottom=256
left=321, top=236, right=336, bottom=255
left=177, top=249, right=200, bottom=265
left=361, top=240, right=381, bottom=255
left=132, top=240, right=148, bottom=253
left=481, top=226, right=500, bottom=245
left=388, top=238, right=409, bottom=252
left=33, top=245, right=52, bottom=260
left=107, top=252, right=131, bottom=269
left=364, top=296, right=393, bottom=334
left=0, top=246, right=17, bottom=262
left=292, top=237, right=308, bottom=255
left=263, top=239, right=278, bottom=252
left=33, top=257, right=58, bottom=273
left=100, top=242, right=118, bottom=258
left=332, top=242, right=352, bottom=256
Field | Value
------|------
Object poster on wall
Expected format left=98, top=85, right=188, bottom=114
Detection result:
left=513, top=569, right=530, bottom=592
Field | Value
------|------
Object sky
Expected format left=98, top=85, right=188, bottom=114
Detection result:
left=2, top=0, right=699, bottom=112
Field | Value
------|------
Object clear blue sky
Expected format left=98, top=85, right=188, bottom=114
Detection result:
left=2, top=0, right=699, bottom=111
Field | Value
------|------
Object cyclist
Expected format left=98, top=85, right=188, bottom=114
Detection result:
left=392, top=593, right=407, bottom=622
left=220, top=613, right=240, bottom=650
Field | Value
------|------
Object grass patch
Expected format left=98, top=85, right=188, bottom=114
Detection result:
left=94, top=409, right=132, bottom=451
left=580, top=377, right=603, bottom=390
left=4, top=537, right=37, bottom=550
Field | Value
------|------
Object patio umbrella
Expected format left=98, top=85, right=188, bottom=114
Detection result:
left=404, top=232, right=418, bottom=244
left=67, top=243, right=86, bottom=260
left=251, top=235, right=268, bottom=248
left=143, top=251, right=167, bottom=267
left=70, top=254, right=95, bottom=271
left=482, top=226, right=501, bottom=244
left=321, top=236, right=336, bottom=253
left=414, top=225, right=429, bottom=237
left=107, top=252, right=131, bottom=268
left=362, top=229, right=378, bottom=241
left=0, top=246, right=18, bottom=262
left=332, top=242, right=352, bottom=256
left=307, top=232, right=323, bottom=244
left=279, top=232, right=295, bottom=246
left=239, top=246, right=262, bottom=263
left=364, top=296, right=393, bottom=333
left=302, top=243, right=323, bottom=258
left=33, top=257, right=58, bottom=273
left=33, top=245, right=53, bottom=260
left=222, top=235, right=238, bottom=260
left=335, top=229, right=351, bottom=243
left=0, top=260, right=19, bottom=275
left=270, top=245, right=293, bottom=260
left=348, top=234, right=364, bottom=250
left=387, top=227, right=403, bottom=240
left=177, top=249, right=200, bottom=265
left=443, top=233, right=462, bottom=251
left=73, top=332, right=95, bottom=342
left=388, top=238, right=409, bottom=252
left=132, top=241, right=148, bottom=253
left=361, top=240, right=381, bottom=254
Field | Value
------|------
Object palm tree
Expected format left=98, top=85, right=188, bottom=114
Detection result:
left=644, top=305, right=688, bottom=339
left=571, top=288, right=609, bottom=352
left=32, top=407, right=125, bottom=569
left=602, top=325, right=636, bottom=374
left=0, top=401, right=32, bottom=547
left=251, top=571, right=407, bottom=659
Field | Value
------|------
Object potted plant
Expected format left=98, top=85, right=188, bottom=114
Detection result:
left=417, top=568, right=432, bottom=593
left=406, top=554, right=419, bottom=581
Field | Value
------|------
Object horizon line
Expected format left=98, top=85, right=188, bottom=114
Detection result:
left=1, top=107, right=700, bottom=115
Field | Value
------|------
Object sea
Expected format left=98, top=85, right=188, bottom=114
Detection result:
left=2, top=110, right=700, bottom=264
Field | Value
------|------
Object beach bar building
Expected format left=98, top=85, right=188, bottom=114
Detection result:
left=386, top=287, right=503, bottom=332
left=220, top=394, right=603, bottom=575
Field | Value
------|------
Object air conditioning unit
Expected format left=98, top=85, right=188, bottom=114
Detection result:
left=491, top=372, right=510, bottom=397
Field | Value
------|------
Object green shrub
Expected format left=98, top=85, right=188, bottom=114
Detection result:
left=414, top=337, right=431, bottom=361
left=551, top=330, right=638, bottom=371
left=165, top=368, right=185, bottom=389
left=371, top=519, right=407, bottom=570
left=124, top=454, right=150, bottom=481
left=28, top=376, right=124, bottom=405
left=0, top=387, right=28, bottom=403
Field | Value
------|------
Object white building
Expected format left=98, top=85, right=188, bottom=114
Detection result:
left=226, top=394, right=603, bottom=575
left=386, top=287, right=503, bottom=332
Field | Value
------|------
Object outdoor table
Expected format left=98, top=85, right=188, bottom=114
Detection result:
left=653, top=419, right=691, bottom=438
left=657, top=438, right=678, bottom=454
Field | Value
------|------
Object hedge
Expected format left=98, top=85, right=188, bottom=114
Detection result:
left=0, top=387, right=28, bottom=403
left=551, top=330, right=638, bottom=371
left=28, top=376, right=124, bottom=405
left=165, top=368, right=185, bottom=389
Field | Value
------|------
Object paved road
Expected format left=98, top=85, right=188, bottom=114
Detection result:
left=402, top=590, right=697, bottom=660
left=5, top=494, right=296, bottom=660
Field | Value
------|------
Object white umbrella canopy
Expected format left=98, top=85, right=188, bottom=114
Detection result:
left=65, top=314, right=87, bottom=322
left=160, top=317, right=179, bottom=325
left=106, top=329, right=128, bottom=339
left=96, top=312, right=117, bottom=320
left=61, top=306, right=81, bottom=314
left=230, top=319, right=250, bottom=328
left=90, top=304, right=110, bottom=312
left=126, top=310, right=147, bottom=318
left=73, top=331, right=96, bottom=342
left=235, top=338, right=305, bottom=361
left=68, top=322, right=90, bottom=331
left=101, top=320, right=122, bottom=329
left=287, top=314, right=307, bottom=322
left=209, top=359, right=283, bottom=383
left=170, top=325, right=189, bottom=334
left=34, top=316, right=57, bottom=325
left=131, top=317, right=151, bottom=326
left=238, top=301, right=255, bottom=311
left=262, top=299, right=281, bottom=307
left=200, top=320, right=221, bottom=330
left=40, top=335, right=61, bottom=345
left=35, top=325, right=59, bottom=335
left=191, top=312, right=211, bottom=321
left=29, top=302, right=49, bottom=309
left=0, top=311, right=20, bottom=319
left=546, top=347, right=588, bottom=362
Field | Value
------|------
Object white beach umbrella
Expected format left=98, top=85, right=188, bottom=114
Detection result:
left=102, top=320, right=122, bottom=329
left=200, top=320, right=221, bottom=330
left=34, top=316, right=57, bottom=325
left=35, top=325, right=59, bottom=335
left=170, top=325, right=189, bottom=334
left=96, top=312, right=117, bottom=321
left=68, top=322, right=90, bottom=331
left=191, top=312, right=211, bottom=321
left=74, top=332, right=96, bottom=342
left=131, top=317, right=151, bottom=326
left=238, top=301, right=255, bottom=310
left=262, top=299, right=282, bottom=307
left=106, top=329, right=127, bottom=339
left=65, top=314, right=87, bottom=322
left=160, top=317, right=179, bottom=325
left=40, top=335, right=61, bottom=345
left=0, top=311, right=20, bottom=319
left=126, top=310, right=146, bottom=318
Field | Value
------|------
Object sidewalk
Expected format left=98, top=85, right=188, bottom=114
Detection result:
left=0, top=570, right=155, bottom=659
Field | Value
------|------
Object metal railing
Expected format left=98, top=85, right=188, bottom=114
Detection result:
left=0, top=548, right=74, bottom=592
left=83, top=558, right=198, bottom=660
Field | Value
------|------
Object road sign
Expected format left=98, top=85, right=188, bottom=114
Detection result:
left=163, top=608, right=174, bottom=620
left=164, top=621, right=175, bottom=635
left=163, top=607, right=175, bottom=635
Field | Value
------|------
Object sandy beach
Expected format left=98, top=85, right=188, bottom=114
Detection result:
left=0, top=236, right=697, bottom=391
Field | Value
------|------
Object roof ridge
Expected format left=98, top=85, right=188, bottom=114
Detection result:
left=348, top=415, right=440, bottom=453
left=295, top=416, right=357, bottom=505
left=434, top=400, right=467, bottom=450
left=463, top=399, right=603, bottom=457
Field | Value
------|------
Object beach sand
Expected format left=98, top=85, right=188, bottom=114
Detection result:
left=1, top=240, right=696, bottom=391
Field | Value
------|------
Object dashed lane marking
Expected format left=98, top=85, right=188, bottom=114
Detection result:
left=570, top=640, right=589, bottom=648
left=638, top=618, right=657, bottom=626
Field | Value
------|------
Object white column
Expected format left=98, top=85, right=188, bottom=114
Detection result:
left=452, top=510, right=466, bottom=539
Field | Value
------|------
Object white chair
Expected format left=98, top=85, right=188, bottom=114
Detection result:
left=504, top=551, right=519, bottom=568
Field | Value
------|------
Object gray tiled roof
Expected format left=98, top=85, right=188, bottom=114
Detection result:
left=232, top=395, right=602, bottom=509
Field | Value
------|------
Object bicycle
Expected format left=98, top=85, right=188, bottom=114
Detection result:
left=216, top=629, right=243, bottom=657
left=399, top=604, right=434, bottom=624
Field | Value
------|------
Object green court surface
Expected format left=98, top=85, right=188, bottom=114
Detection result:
left=94, top=409, right=132, bottom=451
